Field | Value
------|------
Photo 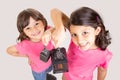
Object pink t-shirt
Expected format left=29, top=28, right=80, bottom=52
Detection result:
left=15, top=40, right=54, bottom=73
left=64, top=41, right=112, bottom=80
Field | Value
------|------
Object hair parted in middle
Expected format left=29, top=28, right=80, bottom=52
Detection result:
left=17, top=8, right=47, bottom=41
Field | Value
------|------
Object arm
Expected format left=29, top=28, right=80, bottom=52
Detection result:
left=50, top=8, right=69, bottom=47
left=51, top=8, right=69, bottom=29
left=6, top=45, right=27, bottom=57
left=42, top=9, right=69, bottom=47
left=97, top=67, right=107, bottom=80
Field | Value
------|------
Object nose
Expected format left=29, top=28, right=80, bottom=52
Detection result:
left=76, top=35, right=84, bottom=44
left=31, top=26, right=38, bottom=32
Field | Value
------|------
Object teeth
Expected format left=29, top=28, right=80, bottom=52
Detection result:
left=80, top=43, right=86, bottom=46
left=32, top=31, right=40, bottom=36
left=79, top=42, right=88, bottom=47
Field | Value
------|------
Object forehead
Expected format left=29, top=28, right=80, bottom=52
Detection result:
left=29, top=17, right=36, bottom=23
left=70, top=25, right=95, bottom=32
left=26, top=17, right=41, bottom=28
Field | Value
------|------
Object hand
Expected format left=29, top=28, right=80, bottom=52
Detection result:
left=62, top=75, right=66, bottom=80
left=25, top=55, right=31, bottom=65
left=28, top=58, right=31, bottom=65
left=42, top=28, right=53, bottom=46
left=51, top=27, right=66, bottom=48
left=50, top=8, right=68, bottom=48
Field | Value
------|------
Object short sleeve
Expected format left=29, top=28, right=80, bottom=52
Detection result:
left=15, top=41, right=27, bottom=55
left=99, top=50, right=112, bottom=69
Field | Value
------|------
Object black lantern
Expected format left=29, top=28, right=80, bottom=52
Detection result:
left=40, top=47, right=68, bottom=74
left=50, top=47, right=68, bottom=74
left=40, top=46, right=51, bottom=62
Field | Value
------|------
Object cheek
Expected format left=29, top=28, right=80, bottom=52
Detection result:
left=40, top=31, right=44, bottom=36
left=23, top=31, right=29, bottom=36
left=38, top=26, right=45, bottom=31
left=25, top=32, right=31, bottom=37
left=88, top=35, right=96, bottom=44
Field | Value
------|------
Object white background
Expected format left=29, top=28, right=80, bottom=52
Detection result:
left=0, top=0, right=119, bottom=80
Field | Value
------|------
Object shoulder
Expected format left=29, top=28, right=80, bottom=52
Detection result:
left=97, top=48, right=112, bottom=69
left=97, top=48, right=112, bottom=61
left=100, top=49, right=112, bottom=56
left=104, top=49, right=112, bottom=59
left=16, top=40, right=30, bottom=47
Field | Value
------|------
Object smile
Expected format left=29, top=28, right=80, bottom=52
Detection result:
left=31, top=31, right=41, bottom=36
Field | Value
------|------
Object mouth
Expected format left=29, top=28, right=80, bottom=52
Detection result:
left=31, top=31, right=41, bottom=36
left=78, top=42, right=89, bottom=49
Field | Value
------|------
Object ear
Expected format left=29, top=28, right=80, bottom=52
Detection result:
left=95, top=27, right=101, bottom=35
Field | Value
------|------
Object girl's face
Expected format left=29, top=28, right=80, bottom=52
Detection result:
left=70, top=25, right=101, bottom=50
left=23, top=17, right=45, bottom=42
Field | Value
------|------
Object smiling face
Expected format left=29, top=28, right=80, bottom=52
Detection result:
left=70, top=25, right=101, bottom=50
left=23, top=17, right=45, bottom=42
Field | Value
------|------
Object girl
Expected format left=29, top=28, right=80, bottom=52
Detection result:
left=6, top=8, right=54, bottom=80
left=49, top=7, right=112, bottom=80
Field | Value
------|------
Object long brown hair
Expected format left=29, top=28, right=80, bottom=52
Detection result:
left=17, top=8, right=47, bottom=41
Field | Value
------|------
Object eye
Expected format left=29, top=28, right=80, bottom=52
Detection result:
left=82, top=31, right=88, bottom=36
left=25, top=27, right=30, bottom=30
left=35, top=22, right=39, bottom=26
left=71, top=33, right=77, bottom=37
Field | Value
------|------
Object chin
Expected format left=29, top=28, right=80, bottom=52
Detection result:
left=79, top=46, right=90, bottom=51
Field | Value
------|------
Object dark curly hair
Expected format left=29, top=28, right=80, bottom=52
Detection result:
left=69, top=7, right=111, bottom=50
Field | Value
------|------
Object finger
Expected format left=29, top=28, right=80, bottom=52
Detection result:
left=55, top=41, right=60, bottom=48
left=51, top=38, right=59, bottom=48
left=51, top=35, right=55, bottom=40
left=42, top=36, right=48, bottom=46
left=44, top=36, right=51, bottom=46
left=44, top=39, right=47, bottom=46
left=54, top=39, right=60, bottom=48
left=44, top=36, right=48, bottom=45
left=41, top=36, right=46, bottom=45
